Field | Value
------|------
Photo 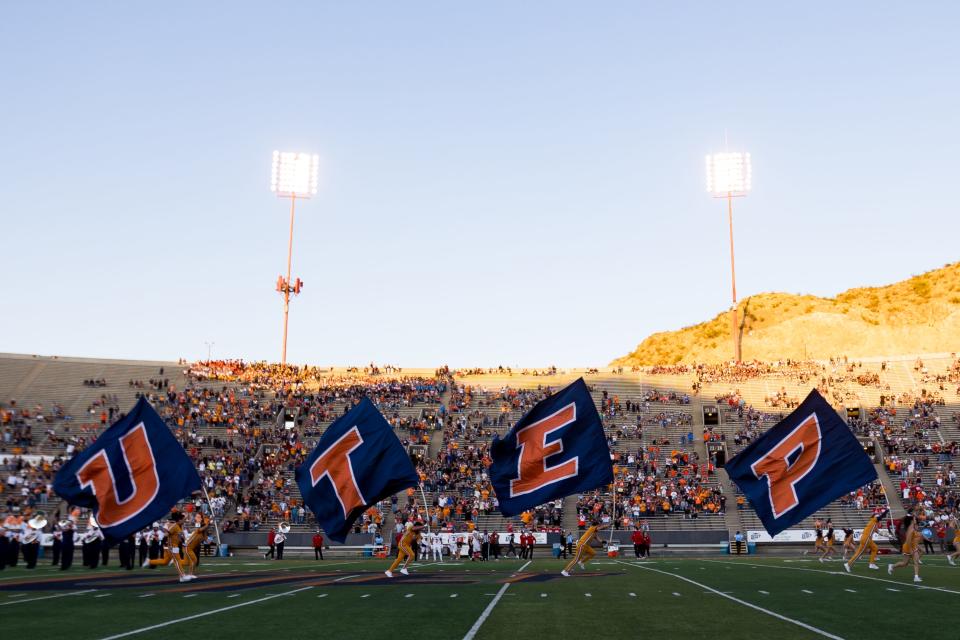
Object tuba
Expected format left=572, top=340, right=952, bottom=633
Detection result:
left=28, top=511, right=48, bottom=531
left=278, top=522, right=291, bottom=534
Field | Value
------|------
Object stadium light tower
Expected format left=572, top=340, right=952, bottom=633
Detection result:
left=706, top=151, right=751, bottom=363
left=270, top=150, right=319, bottom=366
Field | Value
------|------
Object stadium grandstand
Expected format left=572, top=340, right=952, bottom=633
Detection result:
left=4, top=351, right=957, bottom=553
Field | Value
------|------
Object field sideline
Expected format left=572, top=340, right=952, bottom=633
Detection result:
left=1, top=556, right=956, bottom=639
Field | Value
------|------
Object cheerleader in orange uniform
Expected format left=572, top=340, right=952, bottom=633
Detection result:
left=144, top=512, right=197, bottom=582
left=888, top=513, right=922, bottom=583
left=385, top=521, right=422, bottom=577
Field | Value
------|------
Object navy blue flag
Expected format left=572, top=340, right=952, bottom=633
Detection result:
left=725, top=389, right=877, bottom=537
left=490, top=378, right=613, bottom=517
left=53, top=397, right=201, bottom=540
left=295, top=397, right=418, bottom=543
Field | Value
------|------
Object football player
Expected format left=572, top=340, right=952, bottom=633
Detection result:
left=430, top=531, right=444, bottom=562
left=385, top=521, right=422, bottom=577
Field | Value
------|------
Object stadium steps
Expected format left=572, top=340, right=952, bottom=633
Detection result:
left=873, top=456, right=905, bottom=518
left=561, top=495, right=579, bottom=530
left=9, top=361, right=47, bottom=399
left=427, top=384, right=449, bottom=459
left=716, top=468, right=744, bottom=537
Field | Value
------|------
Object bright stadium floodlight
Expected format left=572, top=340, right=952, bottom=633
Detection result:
left=706, top=152, right=751, bottom=197
left=271, top=150, right=320, bottom=365
left=271, top=151, right=320, bottom=198
left=705, top=150, right=752, bottom=363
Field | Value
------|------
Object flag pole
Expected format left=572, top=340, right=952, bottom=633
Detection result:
left=201, top=484, right=223, bottom=550
left=419, top=483, right=431, bottom=533
left=609, top=479, right=617, bottom=548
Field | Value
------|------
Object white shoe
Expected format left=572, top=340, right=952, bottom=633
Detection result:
left=913, top=575, right=922, bottom=583
left=384, top=570, right=393, bottom=578
left=400, top=568, right=409, bottom=576
left=843, top=563, right=850, bottom=573
left=561, top=570, right=570, bottom=577
left=578, top=562, right=585, bottom=570
left=179, top=576, right=191, bottom=583
left=186, top=574, right=197, bottom=581
left=868, top=564, right=879, bottom=570
left=887, top=564, right=894, bottom=575
left=948, top=556, right=956, bottom=566
left=142, top=559, right=152, bottom=568
left=819, top=557, right=825, bottom=563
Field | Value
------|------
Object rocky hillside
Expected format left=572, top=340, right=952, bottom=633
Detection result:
left=613, top=262, right=960, bottom=365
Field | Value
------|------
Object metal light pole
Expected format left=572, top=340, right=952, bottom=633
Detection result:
left=204, top=341, right=215, bottom=362
left=270, top=151, right=319, bottom=365
left=706, top=151, right=751, bottom=363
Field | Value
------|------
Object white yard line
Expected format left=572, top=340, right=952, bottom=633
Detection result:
left=332, top=574, right=360, bottom=583
left=462, top=560, right=530, bottom=640
left=700, top=559, right=960, bottom=596
left=0, top=589, right=97, bottom=606
left=616, top=561, right=844, bottom=640
left=96, top=586, right=314, bottom=640
left=0, top=570, right=106, bottom=582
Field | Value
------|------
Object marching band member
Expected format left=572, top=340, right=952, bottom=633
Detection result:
left=21, top=513, right=46, bottom=569
left=51, top=522, right=63, bottom=566
left=100, top=532, right=111, bottom=567
left=148, top=522, right=163, bottom=567
left=82, top=518, right=104, bottom=569
left=0, top=512, right=11, bottom=570
left=136, top=528, right=147, bottom=567
left=385, top=521, right=422, bottom=577
left=60, top=518, right=76, bottom=570
left=5, top=513, right=23, bottom=568
left=0, top=512, right=6, bottom=571
left=117, top=532, right=135, bottom=570
left=144, top=512, right=196, bottom=583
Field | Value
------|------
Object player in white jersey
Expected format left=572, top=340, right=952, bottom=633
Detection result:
left=430, top=532, right=444, bottom=562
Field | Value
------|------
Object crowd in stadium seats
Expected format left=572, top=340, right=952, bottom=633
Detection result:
left=644, top=360, right=825, bottom=384
left=2, top=353, right=959, bottom=553
left=576, top=445, right=722, bottom=529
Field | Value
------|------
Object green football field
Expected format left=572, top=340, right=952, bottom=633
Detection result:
left=1, top=554, right=957, bottom=639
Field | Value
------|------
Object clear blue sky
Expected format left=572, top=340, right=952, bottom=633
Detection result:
left=2, top=3, right=958, bottom=367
